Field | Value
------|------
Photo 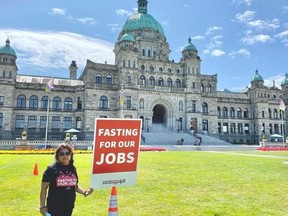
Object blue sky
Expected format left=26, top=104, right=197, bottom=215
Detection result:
left=1, top=0, right=288, bottom=91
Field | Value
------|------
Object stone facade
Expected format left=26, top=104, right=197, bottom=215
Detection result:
left=0, top=0, right=287, bottom=144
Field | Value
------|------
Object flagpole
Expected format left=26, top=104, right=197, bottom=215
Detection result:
left=282, top=110, right=285, bottom=147
left=44, top=97, right=49, bottom=149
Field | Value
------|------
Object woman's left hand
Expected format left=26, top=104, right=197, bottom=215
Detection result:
left=84, top=188, right=94, bottom=197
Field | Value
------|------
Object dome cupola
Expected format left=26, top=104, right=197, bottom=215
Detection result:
left=0, top=38, right=17, bottom=57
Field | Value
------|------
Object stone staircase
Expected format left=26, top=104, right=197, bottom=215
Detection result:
left=141, top=131, right=232, bottom=146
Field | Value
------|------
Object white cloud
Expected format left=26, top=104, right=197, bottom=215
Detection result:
left=275, top=30, right=288, bottom=46
left=107, top=23, right=121, bottom=32
left=247, top=18, right=280, bottom=31
left=211, top=49, right=225, bottom=57
left=0, top=28, right=114, bottom=75
left=283, top=5, right=288, bottom=14
left=228, top=49, right=251, bottom=58
left=49, top=8, right=97, bottom=26
left=241, top=31, right=273, bottom=45
left=235, top=11, right=256, bottom=23
left=115, top=9, right=133, bottom=17
left=233, top=0, right=253, bottom=6
left=205, top=26, right=223, bottom=35
left=76, top=17, right=98, bottom=26
left=49, top=8, right=66, bottom=16
left=191, top=35, right=205, bottom=40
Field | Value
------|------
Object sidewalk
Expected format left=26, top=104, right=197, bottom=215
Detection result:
left=141, top=144, right=259, bottom=151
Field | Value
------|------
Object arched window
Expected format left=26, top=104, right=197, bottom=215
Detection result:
left=52, top=97, right=61, bottom=110
left=230, top=107, right=235, bottom=117
left=100, top=96, right=108, bottom=109
left=175, top=79, right=181, bottom=87
left=17, top=95, right=26, bottom=108
left=201, top=83, right=204, bottom=92
left=29, top=95, right=38, bottom=109
left=167, top=78, right=172, bottom=87
left=106, top=75, right=113, bottom=84
left=96, top=74, right=102, bottom=84
left=243, top=108, right=249, bottom=118
left=223, top=107, right=228, bottom=117
left=202, top=102, right=208, bottom=113
left=218, top=107, right=221, bottom=117
left=149, top=76, right=155, bottom=85
left=64, top=97, right=73, bottom=110
left=158, top=77, right=164, bottom=86
left=207, top=84, right=212, bottom=92
left=237, top=108, right=242, bottom=118
left=41, top=96, right=48, bottom=109
left=273, top=109, right=278, bottom=118
left=140, top=75, right=146, bottom=85
left=142, top=49, right=145, bottom=56
left=139, top=98, right=144, bottom=110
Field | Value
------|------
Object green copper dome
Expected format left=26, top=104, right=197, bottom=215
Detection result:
left=120, top=33, right=136, bottom=42
left=281, top=73, right=288, bottom=85
left=0, top=39, right=17, bottom=57
left=183, top=37, right=197, bottom=51
left=251, top=70, right=263, bottom=82
left=120, top=0, right=165, bottom=36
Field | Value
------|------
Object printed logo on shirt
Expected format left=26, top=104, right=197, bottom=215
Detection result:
left=56, top=173, right=77, bottom=187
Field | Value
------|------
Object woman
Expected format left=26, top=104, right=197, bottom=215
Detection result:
left=40, top=143, right=93, bottom=216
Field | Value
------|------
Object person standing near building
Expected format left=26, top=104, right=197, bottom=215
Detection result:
left=40, top=143, right=93, bottom=216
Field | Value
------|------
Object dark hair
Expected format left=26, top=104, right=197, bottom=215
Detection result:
left=54, top=143, right=74, bottom=166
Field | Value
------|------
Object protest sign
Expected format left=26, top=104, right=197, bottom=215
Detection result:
left=90, top=118, right=142, bottom=189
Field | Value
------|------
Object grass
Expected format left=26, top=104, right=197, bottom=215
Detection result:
left=0, top=151, right=288, bottom=215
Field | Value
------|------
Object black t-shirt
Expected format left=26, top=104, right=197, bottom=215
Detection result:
left=42, top=163, right=78, bottom=209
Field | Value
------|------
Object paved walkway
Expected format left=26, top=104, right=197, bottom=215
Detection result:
left=142, top=144, right=260, bottom=151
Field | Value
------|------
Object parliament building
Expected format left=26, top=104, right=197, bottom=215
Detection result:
left=0, top=0, right=287, bottom=144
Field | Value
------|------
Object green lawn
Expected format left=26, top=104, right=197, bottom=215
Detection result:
left=1, top=151, right=288, bottom=216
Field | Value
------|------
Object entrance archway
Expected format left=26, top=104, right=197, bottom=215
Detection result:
left=152, top=105, right=166, bottom=131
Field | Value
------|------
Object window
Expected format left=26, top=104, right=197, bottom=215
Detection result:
left=149, top=76, right=155, bottom=85
left=28, top=116, right=37, bottom=129
left=230, top=108, right=235, bottom=117
left=52, top=116, right=60, bottom=129
left=158, top=77, right=164, bottom=86
left=123, top=59, right=126, bottom=67
left=17, top=95, right=26, bottom=108
left=106, top=75, right=113, bottom=84
left=40, top=116, right=46, bottom=129
left=238, top=123, right=243, bottom=133
left=29, top=95, right=38, bottom=109
left=142, top=49, right=145, bottom=56
left=140, top=75, right=146, bottom=85
left=63, top=117, right=72, bottom=129
left=192, top=82, right=195, bottom=89
left=148, top=50, right=151, bottom=57
left=52, top=97, right=61, bottom=110
left=126, top=96, right=132, bottom=109
left=202, top=102, right=208, bottom=113
left=223, top=107, right=228, bottom=117
left=237, top=108, right=242, bottom=118
left=100, top=96, right=108, bottom=109
left=230, top=123, right=236, bottom=133
left=41, top=96, right=48, bottom=109
left=201, top=83, right=204, bottom=92
left=96, top=74, right=102, bottom=84
left=0, top=96, right=4, bottom=106
left=64, top=97, right=73, bottom=110
left=167, top=78, right=172, bottom=87
left=77, top=97, right=82, bottom=110
left=175, top=79, right=181, bottom=87
left=127, top=76, right=132, bottom=85
left=76, top=117, right=81, bottom=129
left=207, top=84, right=212, bottom=92
left=192, top=100, right=196, bottom=112
left=0, top=113, right=3, bottom=128
left=15, top=115, right=25, bottom=129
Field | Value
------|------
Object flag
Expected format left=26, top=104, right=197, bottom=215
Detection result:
left=119, top=86, right=125, bottom=107
left=279, top=97, right=286, bottom=111
left=45, top=79, right=55, bottom=92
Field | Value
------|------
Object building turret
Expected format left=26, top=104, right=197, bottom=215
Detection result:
left=69, top=60, right=78, bottom=79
